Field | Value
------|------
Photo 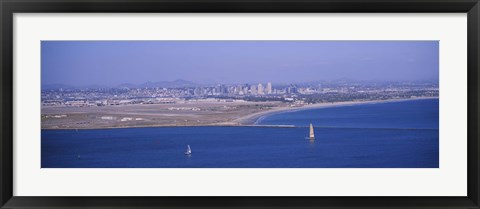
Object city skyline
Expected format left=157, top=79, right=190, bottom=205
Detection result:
left=42, top=41, right=439, bottom=87
left=42, top=79, right=438, bottom=108
left=42, top=79, right=439, bottom=90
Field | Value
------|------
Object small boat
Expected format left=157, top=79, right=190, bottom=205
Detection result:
left=184, top=144, right=192, bottom=155
left=307, top=123, right=315, bottom=140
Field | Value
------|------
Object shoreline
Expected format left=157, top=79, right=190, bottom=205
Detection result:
left=42, top=97, right=438, bottom=131
left=233, top=96, right=438, bottom=125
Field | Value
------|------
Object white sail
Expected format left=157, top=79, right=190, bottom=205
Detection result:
left=185, top=144, right=192, bottom=155
left=309, top=123, right=315, bottom=139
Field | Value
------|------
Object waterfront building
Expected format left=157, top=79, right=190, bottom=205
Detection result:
left=222, top=85, right=228, bottom=95
left=236, top=85, right=244, bottom=95
left=243, top=86, right=249, bottom=95
left=287, top=84, right=298, bottom=94
left=258, top=83, right=264, bottom=95
left=266, top=82, right=272, bottom=94
left=216, top=84, right=228, bottom=95
left=250, top=85, right=257, bottom=95
left=194, top=87, right=203, bottom=96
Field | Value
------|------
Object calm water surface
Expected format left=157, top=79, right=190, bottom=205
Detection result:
left=42, top=99, right=439, bottom=168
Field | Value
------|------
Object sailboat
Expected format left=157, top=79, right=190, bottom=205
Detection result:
left=184, top=144, right=192, bottom=155
left=307, top=123, right=315, bottom=140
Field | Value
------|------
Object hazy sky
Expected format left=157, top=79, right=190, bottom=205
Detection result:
left=42, top=41, right=439, bottom=86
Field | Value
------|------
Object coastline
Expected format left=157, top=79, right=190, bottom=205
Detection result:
left=234, top=96, right=438, bottom=125
left=41, top=96, right=438, bottom=130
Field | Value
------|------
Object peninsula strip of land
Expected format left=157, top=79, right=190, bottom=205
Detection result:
left=41, top=97, right=437, bottom=130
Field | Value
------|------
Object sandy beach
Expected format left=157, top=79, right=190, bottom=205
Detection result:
left=232, top=96, right=438, bottom=125
left=41, top=97, right=437, bottom=130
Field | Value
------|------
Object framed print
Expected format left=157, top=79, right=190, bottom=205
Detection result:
left=1, top=0, right=479, bottom=208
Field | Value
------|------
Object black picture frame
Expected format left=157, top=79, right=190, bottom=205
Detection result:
left=1, top=0, right=479, bottom=208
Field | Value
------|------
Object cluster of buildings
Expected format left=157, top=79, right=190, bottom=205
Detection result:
left=193, top=82, right=295, bottom=96
left=41, top=81, right=439, bottom=107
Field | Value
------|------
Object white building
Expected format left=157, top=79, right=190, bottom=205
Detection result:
left=266, top=82, right=272, bottom=94
left=258, top=83, right=264, bottom=95
left=250, top=85, right=257, bottom=95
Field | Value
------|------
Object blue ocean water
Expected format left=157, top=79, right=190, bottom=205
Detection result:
left=41, top=99, right=439, bottom=168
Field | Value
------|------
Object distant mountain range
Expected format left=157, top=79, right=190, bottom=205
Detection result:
left=42, top=79, right=199, bottom=90
left=119, top=79, right=198, bottom=88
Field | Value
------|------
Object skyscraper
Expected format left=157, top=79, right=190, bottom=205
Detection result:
left=258, top=83, right=264, bottom=95
left=266, top=82, right=272, bottom=94
left=243, top=85, right=249, bottom=95
left=286, top=84, right=298, bottom=94
left=250, top=85, right=257, bottom=95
